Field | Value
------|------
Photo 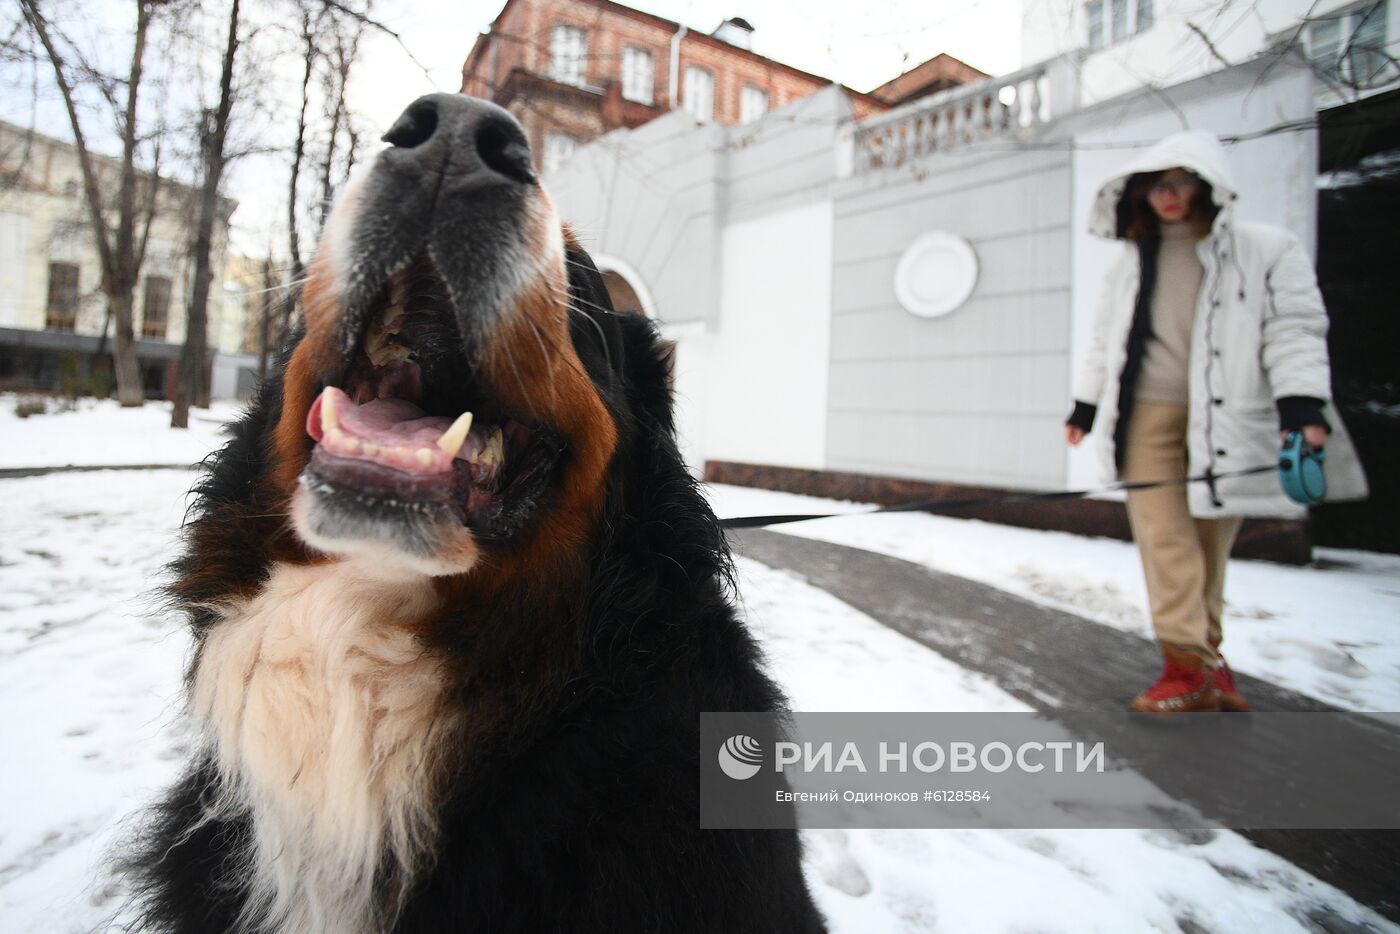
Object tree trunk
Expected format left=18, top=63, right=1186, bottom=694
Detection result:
left=21, top=0, right=155, bottom=407
left=113, top=0, right=152, bottom=407
left=257, top=255, right=276, bottom=382
left=172, top=0, right=239, bottom=429
left=111, top=290, right=143, bottom=404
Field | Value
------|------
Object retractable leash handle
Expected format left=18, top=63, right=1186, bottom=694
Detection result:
left=1278, top=431, right=1327, bottom=506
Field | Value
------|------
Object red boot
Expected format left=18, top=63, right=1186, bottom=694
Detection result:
left=1130, top=645, right=1221, bottom=713
left=1214, top=657, right=1249, bottom=712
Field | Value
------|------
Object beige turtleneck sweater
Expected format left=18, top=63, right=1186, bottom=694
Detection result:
left=1137, top=221, right=1206, bottom=405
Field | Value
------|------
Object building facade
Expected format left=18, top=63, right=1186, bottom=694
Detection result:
left=0, top=120, right=235, bottom=399
left=1021, top=0, right=1398, bottom=110
left=460, top=0, right=984, bottom=174
left=539, top=52, right=1365, bottom=556
left=1021, top=0, right=1399, bottom=552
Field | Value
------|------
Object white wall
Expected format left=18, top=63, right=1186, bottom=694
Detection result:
left=698, top=201, right=834, bottom=471
left=1064, top=60, right=1318, bottom=487
left=0, top=211, right=30, bottom=326
left=826, top=142, right=1075, bottom=491
left=546, top=87, right=852, bottom=475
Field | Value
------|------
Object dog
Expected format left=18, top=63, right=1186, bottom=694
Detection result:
left=123, top=94, right=825, bottom=934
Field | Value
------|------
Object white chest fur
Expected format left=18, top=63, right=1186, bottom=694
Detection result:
left=192, top=560, right=455, bottom=934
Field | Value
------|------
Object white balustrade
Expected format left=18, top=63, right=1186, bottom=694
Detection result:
left=854, top=63, right=1054, bottom=172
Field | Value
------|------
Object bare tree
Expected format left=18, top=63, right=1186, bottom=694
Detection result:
left=256, top=253, right=278, bottom=382
left=171, top=0, right=241, bottom=428
left=20, top=0, right=165, bottom=406
left=314, top=14, right=365, bottom=235
left=282, top=0, right=323, bottom=332
left=281, top=0, right=371, bottom=331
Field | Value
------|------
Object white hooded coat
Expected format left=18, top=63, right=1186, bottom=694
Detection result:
left=1074, top=130, right=1368, bottom=518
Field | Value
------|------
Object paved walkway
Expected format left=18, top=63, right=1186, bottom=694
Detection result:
left=0, top=463, right=198, bottom=479
left=730, top=528, right=1400, bottom=924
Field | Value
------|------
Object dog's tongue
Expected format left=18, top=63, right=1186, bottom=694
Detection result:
left=307, top=386, right=473, bottom=474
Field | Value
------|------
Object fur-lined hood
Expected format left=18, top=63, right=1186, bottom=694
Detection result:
left=1088, top=130, right=1240, bottom=240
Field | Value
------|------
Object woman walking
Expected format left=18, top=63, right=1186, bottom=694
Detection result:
left=1066, top=130, right=1367, bottom=713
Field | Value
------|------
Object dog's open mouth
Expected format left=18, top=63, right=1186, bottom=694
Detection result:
left=301, top=255, right=565, bottom=541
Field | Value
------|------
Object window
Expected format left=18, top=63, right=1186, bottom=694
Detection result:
left=1086, top=0, right=1105, bottom=49
left=542, top=132, right=579, bottom=175
left=1110, top=0, right=1129, bottom=42
left=549, top=24, right=586, bottom=86
left=142, top=275, right=172, bottom=339
left=1306, top=1, right=1392, bottom=87
left=621, top=47, right=653, bottom=104
left=1087, top=0, right=1156, bottom=48
left=683, top=66, right=714, bottom=122
left=740, top=85, right=769, bottom=124
left=1137, top=0, right=1154, bottom=31
left=45, top=262, right=79, bottom=330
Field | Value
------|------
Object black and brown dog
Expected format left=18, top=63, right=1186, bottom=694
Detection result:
left=125, top=95, right=824, bottom=933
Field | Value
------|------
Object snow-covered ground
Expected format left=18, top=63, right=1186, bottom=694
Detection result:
left=709, top=484, right=1400, bottom=714
left=0, top=402, right=1396, bottom=930
left=740, top=559, right=1394, bottom=932
left=1, top=394, right=241, bottom=468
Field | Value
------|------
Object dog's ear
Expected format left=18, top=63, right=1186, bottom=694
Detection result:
left=563, top=247, right=677, bottom=434
left=564, top=247, right=627, bottom=389
left=611, top=312, right=676, bottom=434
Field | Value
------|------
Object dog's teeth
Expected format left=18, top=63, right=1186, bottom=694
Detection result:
left=437, top=412, right=474, bottom=457
left=416, top=448, right=434, bottom=467
left=322, top=392, right=339, bottom=434
left=387, top=277, right=407, bottom=316
left=473, top=427, right=505, bottom=469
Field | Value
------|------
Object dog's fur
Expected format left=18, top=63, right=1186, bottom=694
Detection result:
left=124, top=94, right=824, bottom=933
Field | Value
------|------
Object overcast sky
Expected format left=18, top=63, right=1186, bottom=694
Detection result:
left=4, top=0, right=1023, bottom=257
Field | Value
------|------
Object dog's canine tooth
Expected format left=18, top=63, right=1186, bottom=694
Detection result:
left=322, top=391, right=340, bottom=434
left=436, top=412, right=474, bottom=457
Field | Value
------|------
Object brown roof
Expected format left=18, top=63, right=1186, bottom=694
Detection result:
left=868, top=53, right=988, bottom=106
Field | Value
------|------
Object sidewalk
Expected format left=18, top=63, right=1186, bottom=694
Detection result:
left=731, top=528, right=1400, bottom=924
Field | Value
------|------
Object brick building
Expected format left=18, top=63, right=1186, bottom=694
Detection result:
left=867, top=53, right=990, bottom=106
left=460, top=0, right=985, bottom=173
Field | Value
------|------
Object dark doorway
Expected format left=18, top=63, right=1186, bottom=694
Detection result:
left=1313, top=88, right=1400, bottom=553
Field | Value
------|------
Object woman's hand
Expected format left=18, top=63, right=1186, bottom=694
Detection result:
left=1281, top=425, right=1330, bottom=448
left=1065, top=425, right=1086, bottom=447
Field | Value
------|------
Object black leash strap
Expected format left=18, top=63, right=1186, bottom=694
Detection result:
left=718, top=464, right=1277, bottom=530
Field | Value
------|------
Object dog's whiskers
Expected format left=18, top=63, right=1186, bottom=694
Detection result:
left=561, top=299, right=618, bottom=375
left=522, top=314, right=562, bottom=408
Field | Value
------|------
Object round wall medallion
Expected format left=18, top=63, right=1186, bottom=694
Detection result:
left=893, top=232, right=979, bottom=318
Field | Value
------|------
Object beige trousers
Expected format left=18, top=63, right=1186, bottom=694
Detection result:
left=1122, top=402, right=1243, bottom=667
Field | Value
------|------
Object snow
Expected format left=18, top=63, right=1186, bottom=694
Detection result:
left=1, top=395, right=243, bottom=468
left=0, top=402, right=1395, bottom=930
left=708, top=484, right=1400, bottom=714
left=739, top=558, right=1395, bottom=933
left=0, top=470, right=194, bottom=930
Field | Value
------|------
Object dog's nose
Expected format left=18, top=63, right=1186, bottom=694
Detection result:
left=382, top=94, right=536, bottom=186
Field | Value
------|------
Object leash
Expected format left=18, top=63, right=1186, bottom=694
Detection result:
left=718, top=463, right=1280, bottom=530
